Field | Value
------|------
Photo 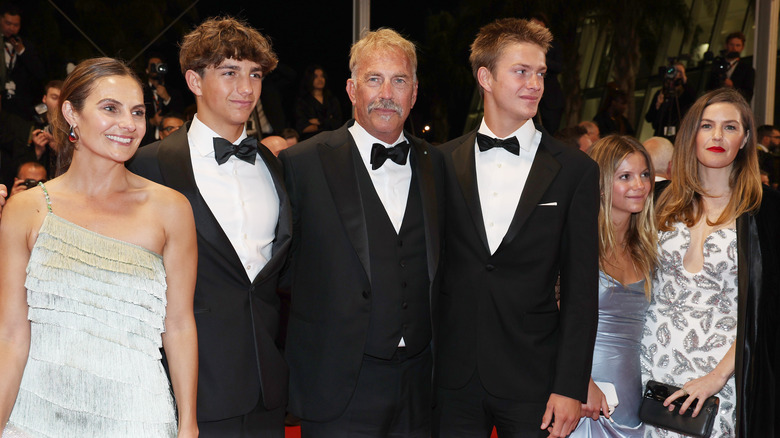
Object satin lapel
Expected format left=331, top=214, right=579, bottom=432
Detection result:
left=157, top=126, right=244, bottom=271
left=318, top=134, right=371, bottom=280
left=253, top=145, right=291, bottom=285
left=410, top=137, right=439, bottom=281
left=453, top=131, right=489, bottom=251
left=500, top=141, right=560, bottom=248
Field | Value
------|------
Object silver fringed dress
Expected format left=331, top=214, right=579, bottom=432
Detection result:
left=3, top=185, right=176, bottom=437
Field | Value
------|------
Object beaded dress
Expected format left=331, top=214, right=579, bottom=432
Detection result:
left=3, top=184, right=176, bottom=437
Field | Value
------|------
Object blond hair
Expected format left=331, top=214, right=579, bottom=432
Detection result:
left=349, top=28, right=417, bottom=81
left=657, top=88, right=762, bottom=230
left=589, top=135, right=657, bottom=297
left=469, top=18, right=551, bottom=93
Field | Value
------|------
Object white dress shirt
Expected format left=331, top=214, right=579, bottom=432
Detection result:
left=188, top=115, right=280, bottom=281
left=475, top=118, right=541, bottom=254
left=349, top=122, right=411, bottom=234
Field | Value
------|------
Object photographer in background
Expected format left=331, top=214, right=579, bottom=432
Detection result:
left=9, top=160, right=45, bottom=196
left=644, top=62, right=695, bottom=140
left=0, top=3, right=45, bottom=121
left=706, top=31, right=755, bottom=101
left=142, top=54, right=183, bottom=144
left=26, top=80, right=61, bottom=177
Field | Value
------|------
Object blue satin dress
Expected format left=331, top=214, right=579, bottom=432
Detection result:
left=570, top=271, right=648, bottom=438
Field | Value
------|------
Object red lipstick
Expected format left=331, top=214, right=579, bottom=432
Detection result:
left=707, top=146, right=725, bottom=153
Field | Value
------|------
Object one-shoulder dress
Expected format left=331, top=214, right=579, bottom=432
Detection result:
left=3, top=184, right=176, bottom=437
left=570, top=271, right=648, bottom=438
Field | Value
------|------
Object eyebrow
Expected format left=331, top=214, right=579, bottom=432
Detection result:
left=97, top=98, right=145, bottom=111
left=700, top=118, right=741, bottom=124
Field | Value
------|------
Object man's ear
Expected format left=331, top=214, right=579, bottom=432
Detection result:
left=476, top=66, right=494, bottom=95
left=185, top=70, right=203, bottom=97
left=346, top=78, right=357, bottom=105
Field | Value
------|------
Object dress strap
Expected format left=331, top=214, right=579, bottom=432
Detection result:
left=38, top=182, right=53, bottom=213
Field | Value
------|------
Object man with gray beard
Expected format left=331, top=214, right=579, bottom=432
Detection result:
left=279, top=28, right=442, bottom=436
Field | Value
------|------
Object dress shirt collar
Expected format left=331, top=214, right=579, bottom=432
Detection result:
left=188, top=114, right=250, bottom=160
left=477, top=118, right=535, bottom=152
left=348, top=121, right=408, bottom=171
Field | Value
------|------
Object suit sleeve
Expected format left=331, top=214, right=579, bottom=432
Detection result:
left=553, top=159, right=600, bottom=402
left=126, top=143, right=163, bottom=183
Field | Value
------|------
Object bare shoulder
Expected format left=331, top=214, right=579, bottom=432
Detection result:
left=0, top=186, right=49, bottom=245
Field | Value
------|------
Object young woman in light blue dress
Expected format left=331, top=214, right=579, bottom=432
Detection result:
left=571, top=135, right=657, bottom=437
left=0, top=58, right=199, bottom=437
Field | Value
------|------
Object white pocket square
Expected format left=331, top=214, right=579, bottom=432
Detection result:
left=538, top=202, right=557, bottom=206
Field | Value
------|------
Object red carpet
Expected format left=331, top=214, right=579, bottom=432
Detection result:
left=284, top=426, right=500, bottom=437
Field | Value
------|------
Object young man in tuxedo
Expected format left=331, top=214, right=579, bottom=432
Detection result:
left=128, top=17, right=290, bottom=437
left=279, top=28, right=442, bottom=437
left=433, top=18, right=599, bottom=438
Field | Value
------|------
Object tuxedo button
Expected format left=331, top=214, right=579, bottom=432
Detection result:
left=399, top=260, right=406, bottom=268
left=398, top=239, right=403, bottom=247
left=401, top=281, right=407, bottom=288
left=486, top=264, right=495, bottom=271
left=402, top=302, right=408, bottom=309
left=362, top=290, right=370, bottom=299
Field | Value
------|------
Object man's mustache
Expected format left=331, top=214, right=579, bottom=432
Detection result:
left=367, top=98, right=403, bottom=117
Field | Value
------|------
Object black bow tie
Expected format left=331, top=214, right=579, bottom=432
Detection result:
left=370, top=141, right=411, bottom=170
left=476, top=132, right=520, bottom=155
left=213, top=136, right=258, bottom=165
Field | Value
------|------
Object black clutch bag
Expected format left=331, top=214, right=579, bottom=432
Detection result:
left=639, top=380, right=719, bottom=438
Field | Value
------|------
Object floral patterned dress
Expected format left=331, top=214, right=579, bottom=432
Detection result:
left=640, top=222, right=737, bottom=438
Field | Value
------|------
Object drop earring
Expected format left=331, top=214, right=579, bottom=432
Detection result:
left=68, top=125, right=78, bottom=142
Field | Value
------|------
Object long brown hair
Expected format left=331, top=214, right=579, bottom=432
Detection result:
left=656, top=88, right=762, bottom=230
left=589, top=135, right=657, bottom=297
left=52, top=58, right=142, bottom=174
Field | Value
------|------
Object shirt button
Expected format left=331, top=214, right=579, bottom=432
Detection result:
left=497, top=163, right=502, bottom=168
left=243, top=233, right=248, bottom=239
left=489, top=222, right=494, bottom=227
left=493, top=192, right=498, bottom=197
left=246, top=264, right=252, bottom=270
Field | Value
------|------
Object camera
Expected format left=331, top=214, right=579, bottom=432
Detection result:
left=712, top=56, right=730, bottom=81
left=149, top=62, right=168, bottom=78
left=23, top=179, right=41, bottom=189
left=8, top=34, right=21, bottom=43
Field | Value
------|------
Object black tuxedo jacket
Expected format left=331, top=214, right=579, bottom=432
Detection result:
left=127, top=124, right=291, bottom=422
left=279, top=120, right=443, bottom=422
left=0, top=37, right=45, bottom=121
left=435, top=127, right=599, bottom=404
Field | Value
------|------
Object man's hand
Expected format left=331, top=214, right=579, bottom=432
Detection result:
left=31, top=129, right=53, bottom=158
left=10, top=178, right=31, bottom=197
left=154, top=84, right=171, bottom=102
left=8, top=36, right=25, bottom=54
left=541, top=393, right=581, bottom=438
left=0, top=184, right=7, bottom=220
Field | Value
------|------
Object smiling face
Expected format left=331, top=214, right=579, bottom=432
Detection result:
left=186, top=58, right=262, bottom=141
left=64, top=75, right=146, bottom=164
left=611, top=152, right=652, bottom=222
left=695, top=102, right=746, bottom=172
left=346, top=47, right=417, bottom=144
left=479, top=42, right=546, bottom=134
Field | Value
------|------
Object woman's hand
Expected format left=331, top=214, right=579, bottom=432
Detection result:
left=664, top=371, right=729, bottom=417
left=581, top=378, right=610, bottom=420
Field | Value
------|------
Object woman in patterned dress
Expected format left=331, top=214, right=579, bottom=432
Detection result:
left=642, top=87, right=780, bottom=437
left=0, top=58, right=199, bottom=437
